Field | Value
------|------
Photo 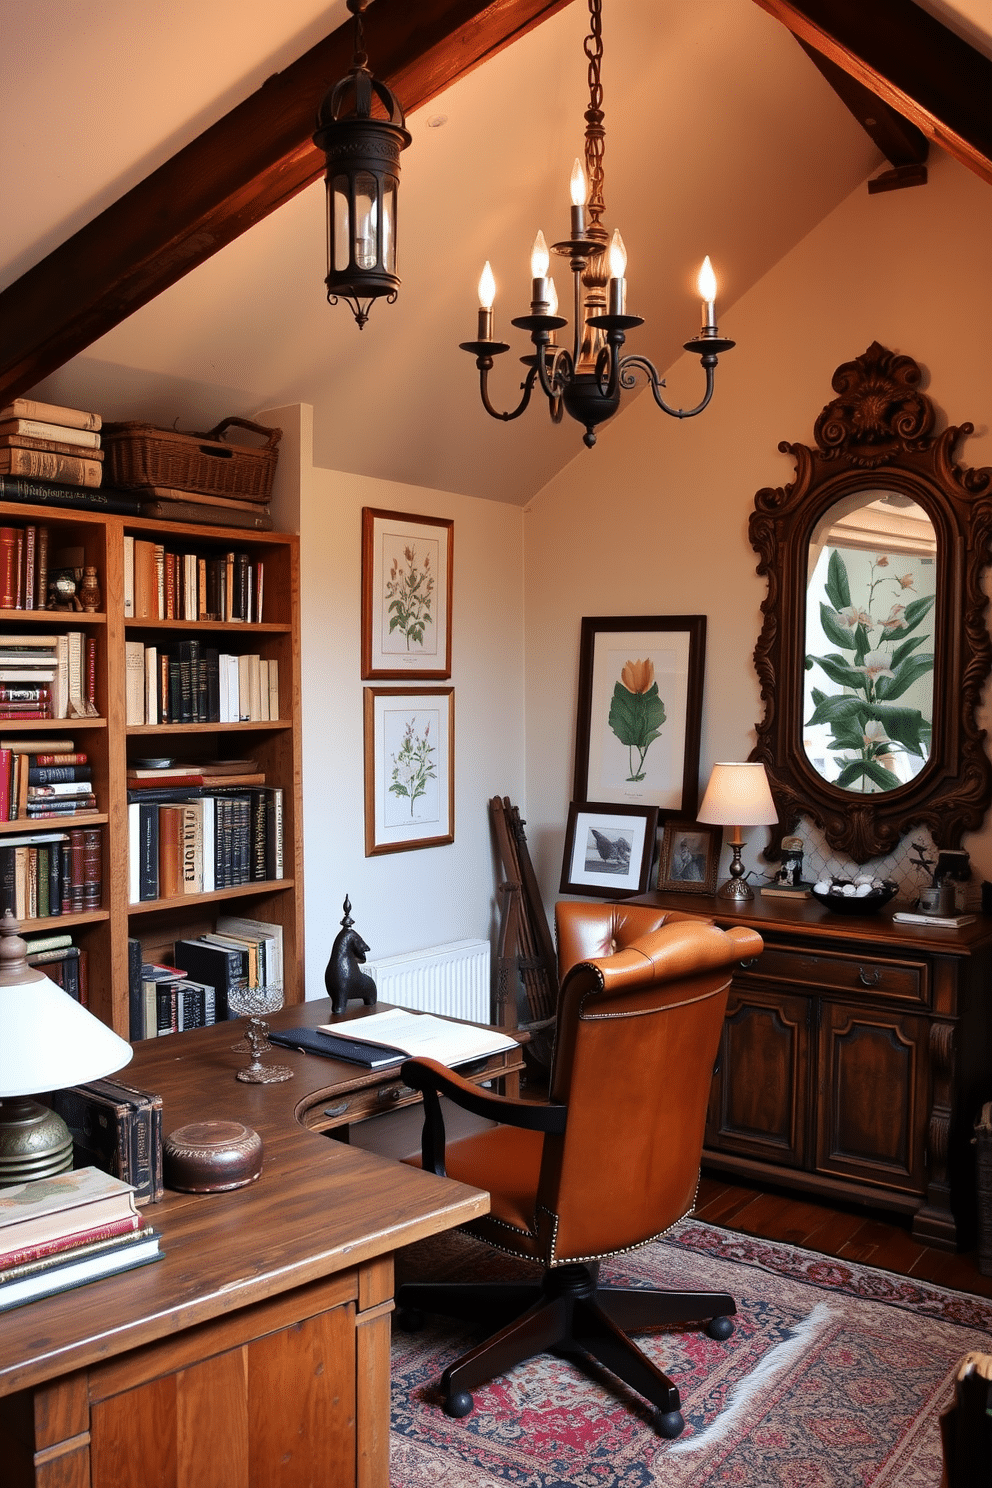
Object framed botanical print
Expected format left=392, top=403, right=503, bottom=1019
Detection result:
left=361, top=508, right=453, bottom=679
left=364, top=687, right=454, bottom=855
left=655, top=820, right=721, bottom=896
left=559, top=801, right=659, bottom=899
left=573, top=615, right=706, bottom=817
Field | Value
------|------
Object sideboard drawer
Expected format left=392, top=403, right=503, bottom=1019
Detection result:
left=744, top=944, right=928, bottom=1005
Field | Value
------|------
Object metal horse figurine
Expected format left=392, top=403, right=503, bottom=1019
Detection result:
left=325, top=897, right=378, bottom=1015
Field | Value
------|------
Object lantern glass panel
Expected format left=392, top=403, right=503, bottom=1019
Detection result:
left=354, top=171, right=378, bottom=270
left=331, top=175, right=350, bottom=272
left=382, top=179, right=397, bottom=275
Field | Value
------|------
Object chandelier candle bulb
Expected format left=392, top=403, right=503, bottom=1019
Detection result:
left=698, top=255, right=717, bottom=330
left=570, top=158, right=588, bottom=236
left=547, top=279, right=559, bottom=343
left=477, top=261, right=496, bottom=341
left=531, top=230, right=551, bottom=309
left=608, top=229, right=627, bottom=316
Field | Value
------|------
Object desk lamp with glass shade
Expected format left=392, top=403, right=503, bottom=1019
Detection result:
left=697, top=762, right=778, bottom=901
left=0, top=914, right=133, bottom=1187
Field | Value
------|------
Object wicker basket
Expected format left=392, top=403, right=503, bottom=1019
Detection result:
left=102, top=417, right=281, bottom=502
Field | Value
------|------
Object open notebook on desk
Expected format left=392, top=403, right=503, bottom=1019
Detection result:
left=270, top=1008, right=518, bottom=1070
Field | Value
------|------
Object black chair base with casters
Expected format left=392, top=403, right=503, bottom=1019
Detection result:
left=398, top=1263, right=735, bottom=1439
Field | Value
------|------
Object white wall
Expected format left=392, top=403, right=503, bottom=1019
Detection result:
left=523, top=152, right=992, bottom=904
left=276, top=410, right=526, bottom=997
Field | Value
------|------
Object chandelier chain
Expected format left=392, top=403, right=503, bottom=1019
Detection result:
left=582, top=0, right=606, bottom=237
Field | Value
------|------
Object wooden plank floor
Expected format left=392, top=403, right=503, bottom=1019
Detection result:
left=694, top=1173, right=992, bottom=1299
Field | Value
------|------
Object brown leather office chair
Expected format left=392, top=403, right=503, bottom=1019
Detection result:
left=397, top=915, right=763, bottom=1438
left=555, top=897, right=710, bottom=982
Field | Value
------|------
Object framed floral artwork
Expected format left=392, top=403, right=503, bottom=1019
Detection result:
left=364, top=687, right=454, bottom=855
left=361, top=508, right=453, bottom=679
left=655, top=820, right=721, bottom=896
left=573, top=616, right=706, bottom=816
left=559, top=802, right=659, bottom=898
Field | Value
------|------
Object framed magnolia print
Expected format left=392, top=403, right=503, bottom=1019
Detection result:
left=559, top=801, right=659, bottom=899
left=573, top=615, right=706, bottom=816
left=362, top=508, right=453, bottom=679
left=364, top=687, right=454, bottom=855
left=655, top=820, right=721, bottom=896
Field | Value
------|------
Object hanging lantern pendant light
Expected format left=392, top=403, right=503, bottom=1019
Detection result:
left=313, top=0, right=411, bottom=328
left=461, top=0, right=734, bottom=445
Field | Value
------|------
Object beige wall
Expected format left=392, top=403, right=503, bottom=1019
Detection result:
left=280, top=418, right=527, bottom=995
left=523, top=151, right=992, bottom=903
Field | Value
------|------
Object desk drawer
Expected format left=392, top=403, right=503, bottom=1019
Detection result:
left=304, top=1078, right=420, bottom=1132
left=743, top=944, right=928, bottom=1005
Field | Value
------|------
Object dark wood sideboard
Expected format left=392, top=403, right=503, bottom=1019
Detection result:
left=630, top=891, right=992, bottom=1250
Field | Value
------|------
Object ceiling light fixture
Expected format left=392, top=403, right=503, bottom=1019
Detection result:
left=462, top=0, right=734, bottom=447
left=313, top=0, right=411, bottom=329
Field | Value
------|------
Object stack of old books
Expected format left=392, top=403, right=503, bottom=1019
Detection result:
left=0, top=1166, right=161, bottom=1312
left=0, top=398, right=103, bottom=490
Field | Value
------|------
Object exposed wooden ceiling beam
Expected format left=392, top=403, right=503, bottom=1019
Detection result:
left=795, top=38, right=929, bottom=179
left=753, top=0, right=992, bottom=186
left=0, top=0, right=575, bottom=403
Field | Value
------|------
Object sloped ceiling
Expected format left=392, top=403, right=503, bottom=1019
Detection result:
left=0, top=0, right=988, bottom=505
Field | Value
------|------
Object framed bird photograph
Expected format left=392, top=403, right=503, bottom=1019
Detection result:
left=559, top=801, right=659, bottom=899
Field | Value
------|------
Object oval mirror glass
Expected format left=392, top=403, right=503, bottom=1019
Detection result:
left=803, top=491, right=936, bottom=792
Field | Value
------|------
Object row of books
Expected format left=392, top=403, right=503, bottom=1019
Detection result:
left=0, top=396, right=104, bottom=497
left=0, top=741, right=95, bottom=821
left=0, top=1165, right=160, bottom=1314
left=127, top=915, right=283, bottom=1039
left=25, top=930, right=89, bottom=1005
left=0, top=827, right=102, bottom=918
left=125, top=640, right=279, bottom=725
left=51, top=1075, right=163, bottom=1205
left=127, top=787, right=283, bottom=902
left=125, top=537, right=264, bottom=622
left=0, top=633, right=97, bottom=720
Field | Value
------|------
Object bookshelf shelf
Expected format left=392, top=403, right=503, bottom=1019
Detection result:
left=0, top=498, right=303, bottom=1040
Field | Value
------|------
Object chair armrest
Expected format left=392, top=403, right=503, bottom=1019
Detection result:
left=401, top=1057, right=567, bottom=1176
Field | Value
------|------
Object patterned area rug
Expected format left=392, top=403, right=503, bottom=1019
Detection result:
left=390, top=1219, right=992, bottom=1487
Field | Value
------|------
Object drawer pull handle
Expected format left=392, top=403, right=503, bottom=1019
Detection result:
left=378, top=1084, right=415, bottom=1103
left=858, top=967, right=882, bottom=988
left=739, top=958, right=758, bottom=970
left=323, top=1101, right=351, bottom=1118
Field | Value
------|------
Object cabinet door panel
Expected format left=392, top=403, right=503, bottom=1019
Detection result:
left=815, top=1003, right=928, bottom=1194
left=706, top=988, right=809, bottom=1166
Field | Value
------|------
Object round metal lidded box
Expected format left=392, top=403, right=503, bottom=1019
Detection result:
left=164, top=1120, right=263, bottom=1192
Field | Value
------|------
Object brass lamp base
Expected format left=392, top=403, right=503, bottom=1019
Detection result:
left=717, top=842, right=754, bottom=900
left=0, top=1096, right=73, bottom=1186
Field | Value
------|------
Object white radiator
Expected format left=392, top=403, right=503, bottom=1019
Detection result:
left=362, top=939, right=491, bottom=1023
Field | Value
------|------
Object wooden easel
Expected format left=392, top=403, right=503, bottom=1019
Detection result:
left=489, top=796, right=559, bottom=1072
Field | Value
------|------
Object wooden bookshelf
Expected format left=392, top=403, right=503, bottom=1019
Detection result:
left=0, top=501, right=304, bottom=1038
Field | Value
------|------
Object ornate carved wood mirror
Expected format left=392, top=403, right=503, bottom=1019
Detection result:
left=749, top=343, right=992, bottom=862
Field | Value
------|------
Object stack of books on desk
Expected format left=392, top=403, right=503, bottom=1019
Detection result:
left=0, top=1167, right=161, bottom=1311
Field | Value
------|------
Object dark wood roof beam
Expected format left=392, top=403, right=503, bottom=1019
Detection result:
left=753, top=0, right=992, bottom=186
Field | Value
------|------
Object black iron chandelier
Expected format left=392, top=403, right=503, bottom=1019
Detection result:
left=313, top=0, right=411, bottom=329
left=461, top=0, right=734, bottom=447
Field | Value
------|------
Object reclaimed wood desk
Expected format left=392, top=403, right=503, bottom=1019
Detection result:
left=0, top=999, right=523, bottom=1488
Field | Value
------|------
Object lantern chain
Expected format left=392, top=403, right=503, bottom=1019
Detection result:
left=583, top=0, right=606, bottom=240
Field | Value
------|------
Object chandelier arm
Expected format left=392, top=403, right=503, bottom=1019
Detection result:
left=477, top=361, right=540, bottom=423
left=536, top=344, right=573, bottom=403
left=594, top=339, right=622, bottom=401
left=618, top=354, right=718, bottom=419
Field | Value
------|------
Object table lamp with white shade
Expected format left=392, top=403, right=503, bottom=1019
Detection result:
left=0, top=913, right=133, bottom=1186
left=697, top=762, right=778, bottom=901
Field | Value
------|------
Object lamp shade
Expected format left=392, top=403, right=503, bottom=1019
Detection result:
left=697, top=762, right=777, bottom=827
left=0, top=928, right=132, bottom=1098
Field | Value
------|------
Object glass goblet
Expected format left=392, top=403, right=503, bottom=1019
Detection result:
left=228, top=985, right=293, bottom=1084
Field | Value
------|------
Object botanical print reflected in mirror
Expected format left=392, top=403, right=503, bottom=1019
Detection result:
left=750, top=342, right=992, bottom=863
left=364, top=687, right=454, bottom=855
left=804, top=493, right=935, bottom=793
left=573, top=616, right=706, bottom=818
left=361, top=508, right=453, bottom=679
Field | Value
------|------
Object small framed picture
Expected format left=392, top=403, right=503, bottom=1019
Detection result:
left=364, top=687, right=454, bottom=855
left=573, top=616, right=706, bottom=817
left=560, top=802, right=659, bottom=899
left=362, top=508, right=453, bottom=679
left=655, top=821, right=722, bottom=895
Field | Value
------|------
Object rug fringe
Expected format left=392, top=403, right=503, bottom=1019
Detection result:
left=669, top=1300, right=834, bottom=1455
